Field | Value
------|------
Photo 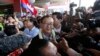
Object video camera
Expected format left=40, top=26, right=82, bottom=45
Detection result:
left=88, top=19, right=100, bottom=28
left=70, top=2, right=77, bottom=8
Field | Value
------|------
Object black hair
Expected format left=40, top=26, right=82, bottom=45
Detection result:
left=23, top=18, right=35, bottom=25
left=52, top=12, right=62, bottom=19
left=4, top=25, right=17, bottom=36
left=20, top=39, right=49, bottom=56
left=40, top=15, right=51, bottom=23
left=6, top=15, right=14, bottom=20
left=29, top=17, right=39, bottom=27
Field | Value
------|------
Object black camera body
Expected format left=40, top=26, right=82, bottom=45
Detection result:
left=88, top=19, right=100, bottom=28
left=70, top=2, right=77, bottom=8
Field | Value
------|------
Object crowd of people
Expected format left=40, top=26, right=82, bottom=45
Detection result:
left=0, top=0, right=100, bottom=56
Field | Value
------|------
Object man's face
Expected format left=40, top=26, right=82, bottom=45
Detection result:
left=8, top=17, right=15, bottom=23
left=24, top=21, right=33, bottom=28
left=41, top=17, right=54, bottom=34
left=41, top=42, right=61, bottom=56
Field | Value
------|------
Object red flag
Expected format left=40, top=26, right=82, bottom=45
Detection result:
left=21, top=0, right=37, bottom=16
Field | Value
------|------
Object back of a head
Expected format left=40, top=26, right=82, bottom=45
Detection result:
left=52, top=12, right=62, bottom=19
left=20, top=39, right=49, bottom=56
left=4, top=25, right=17, bottom=36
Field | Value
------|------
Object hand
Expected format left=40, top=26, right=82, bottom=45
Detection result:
left=50, top=37, right=58, bottom=46
left=59, top=38, right=82, bottom=56
left=66, top=48, right=82, bottom=56
left=87, top=49, right=100, bottom=56
left=59, top=38, right=69, bottom=51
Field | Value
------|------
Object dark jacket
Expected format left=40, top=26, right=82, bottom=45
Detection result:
left=0, top=32, right=31, bottom=56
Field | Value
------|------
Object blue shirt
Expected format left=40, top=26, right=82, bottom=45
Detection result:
left=24, top=26, right=39, bottom=38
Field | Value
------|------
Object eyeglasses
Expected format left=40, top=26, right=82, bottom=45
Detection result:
left=42, top=23, right=53, bottom=26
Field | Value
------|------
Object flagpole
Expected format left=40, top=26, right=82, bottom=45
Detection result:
left=79, top=0, right=81, bottom=7
left=20, top=0, right=23, bottom=17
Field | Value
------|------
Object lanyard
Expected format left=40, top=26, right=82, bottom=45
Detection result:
left=39, top=29, right=56, bottom=40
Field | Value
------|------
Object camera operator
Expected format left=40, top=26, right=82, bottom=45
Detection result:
left=92, top=0, right=100, bottom=18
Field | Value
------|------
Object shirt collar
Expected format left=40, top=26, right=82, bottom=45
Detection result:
left=27, top=26, right=35, bottom=31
